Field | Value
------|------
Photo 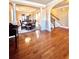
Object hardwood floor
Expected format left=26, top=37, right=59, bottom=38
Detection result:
left=9, top=27, right=69, bottom=59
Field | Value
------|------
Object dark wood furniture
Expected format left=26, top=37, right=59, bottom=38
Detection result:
left=9, top=23, right=18, bottom=48
left=20, top=20, right=36, bottom=30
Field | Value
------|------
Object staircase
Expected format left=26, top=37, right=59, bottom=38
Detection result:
left=51, top=13, right=63, bottom=29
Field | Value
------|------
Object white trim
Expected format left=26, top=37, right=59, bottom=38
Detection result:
left=11, top=0, right=46, bottom=8
left=9, top=35, right=15, bottom=38
left=46, top=0, right=63, bottom=7
left=53, top=5, right=69, bottom=9
left=60, top=26, right=69, bottom=29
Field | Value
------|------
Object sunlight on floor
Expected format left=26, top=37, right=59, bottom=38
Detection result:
left=35, top=30, right=40, bottom=39
left=25, top=37, right=31, bottom=44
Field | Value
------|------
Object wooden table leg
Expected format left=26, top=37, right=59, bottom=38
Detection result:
left=15, top=35, right=17, bottom=49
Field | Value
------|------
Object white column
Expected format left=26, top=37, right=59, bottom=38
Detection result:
left=40, top=8, right=43, bottom=20
left=11, top=8, right=13, bottom=23
left=47, top=9, right=51, bottom=31
left=40, top=8, right=43, bottom=30
left=13, top=3, right=16, bottom=25
left=40, top=8, right=47, bottom=31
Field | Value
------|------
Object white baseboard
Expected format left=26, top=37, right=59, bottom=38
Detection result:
left=9, top=35, right=15, bottom=38
left=60, top=26, right=69, bottom=29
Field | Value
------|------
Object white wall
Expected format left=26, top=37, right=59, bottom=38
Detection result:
left=46, top=0, right=63, bottom=31
left=51, top=6, right=69, bottom=27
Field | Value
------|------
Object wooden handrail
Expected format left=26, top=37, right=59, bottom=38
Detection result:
left=51, top=13, right=60, bottom=20
left=51, top=13, right=60, bottom=29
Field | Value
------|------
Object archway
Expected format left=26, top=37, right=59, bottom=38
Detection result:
left=46, top=0, right=63, bottom=31
left=50, top=0, right=69, bottom=30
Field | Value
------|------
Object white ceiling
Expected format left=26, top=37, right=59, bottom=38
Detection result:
left=16, top=4, right=38, bottom=13
left=10, top=0, right=47, bottom=8
left=22, top=0, right=53, bottom=4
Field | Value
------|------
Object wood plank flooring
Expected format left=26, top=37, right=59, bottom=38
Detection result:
left=9, top=27, right=69, bottom=59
